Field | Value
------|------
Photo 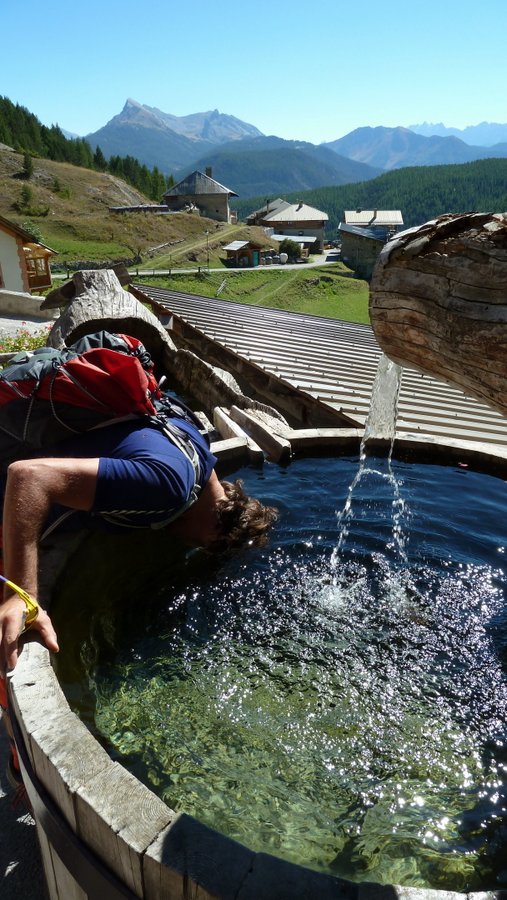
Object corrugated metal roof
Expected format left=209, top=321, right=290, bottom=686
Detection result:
left=222, top=240, right=250, bottom=251
left=338, top=223, right=384, bottom=242
left=344, top=210, right=404, bottom=226
left=138, top=286, right=507, bottom=449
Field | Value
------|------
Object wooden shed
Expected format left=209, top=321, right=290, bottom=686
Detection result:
left=222, top=239, right=266, bottom=267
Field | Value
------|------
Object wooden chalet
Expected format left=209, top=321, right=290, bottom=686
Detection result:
left=0, top=214, right=57, bottom=293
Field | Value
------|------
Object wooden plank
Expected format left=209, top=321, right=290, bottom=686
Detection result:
left=211, top=435, right=250, bottom=463
left=213, top=407, right=265, bottom=461
left=144, top=812, right=254, bottom=900
left=75, top=762, right=174, bottom=896
left=229, top=406, right=292, bottom=462
left=281, top=427, right=362, bottom=453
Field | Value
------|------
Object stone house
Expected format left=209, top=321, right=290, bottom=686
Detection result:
left=338, top=210, right=404, bottom=280
left=162, top=168, right=238, bottom=223
left=338, top=223, right=385, bottom=280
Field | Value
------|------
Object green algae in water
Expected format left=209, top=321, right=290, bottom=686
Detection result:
left=54, top=458, right=507, bottom=890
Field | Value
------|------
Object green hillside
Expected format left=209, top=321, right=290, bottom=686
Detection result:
left=135, top=265, right=370, bottom=323
left=0, top=145, right=372, bottom=326
left=185, top=136, right=381, bottom=197
left=0, top=146, right=242, bottom=266
left=233, top=157, right=507, bottom=232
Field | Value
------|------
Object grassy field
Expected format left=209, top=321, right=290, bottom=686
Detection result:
left=135, top=264, right=370, bottom=323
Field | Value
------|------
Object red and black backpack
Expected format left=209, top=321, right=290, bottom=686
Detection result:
left=0, top=330, right=206, bottom=471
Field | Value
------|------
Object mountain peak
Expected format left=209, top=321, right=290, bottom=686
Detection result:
left=124, top=98, right=143, bottom=110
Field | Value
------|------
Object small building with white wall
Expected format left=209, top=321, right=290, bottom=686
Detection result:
left=0, top=214, right=57, bottom=318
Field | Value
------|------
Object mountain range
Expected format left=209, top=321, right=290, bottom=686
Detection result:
left=83, top=100, right=507, bottom=198
left=409, top=121, right=507, bottom=146
left=323, top=126, right=507, bottom=170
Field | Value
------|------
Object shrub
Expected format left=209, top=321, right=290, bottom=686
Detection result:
left=278, top=238, right=301, bottom=260
left=0, top=325, right=51, bottom=354
left=21, top=220, right=44, bottom=242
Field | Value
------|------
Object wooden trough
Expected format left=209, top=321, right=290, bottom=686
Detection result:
left=8, top=270, right=507, bottom=898
left=370, top=212, right=507, bottom=418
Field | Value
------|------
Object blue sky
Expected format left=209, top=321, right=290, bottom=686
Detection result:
left=2, top=0, right=506, bottom=144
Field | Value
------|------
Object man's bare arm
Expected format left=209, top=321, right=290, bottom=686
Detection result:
left=0, top=457, right=100, bottom=673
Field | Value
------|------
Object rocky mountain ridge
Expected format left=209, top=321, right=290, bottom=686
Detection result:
left=81, top=100, right=507, bottom=192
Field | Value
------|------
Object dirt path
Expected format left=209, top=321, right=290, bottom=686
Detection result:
left=257, top=269, right=301, bottom=304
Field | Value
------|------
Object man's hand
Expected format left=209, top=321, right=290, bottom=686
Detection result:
left=0, top=595, right=59, bottom=674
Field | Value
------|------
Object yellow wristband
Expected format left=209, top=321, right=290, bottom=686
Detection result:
left=0, top=575, right=39, bottom=630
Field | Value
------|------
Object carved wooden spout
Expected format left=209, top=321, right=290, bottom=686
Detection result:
left=369, top=212, right=507, bottom=418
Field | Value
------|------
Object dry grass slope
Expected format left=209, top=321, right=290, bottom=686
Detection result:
left=0, top=148, right=234, bottom=262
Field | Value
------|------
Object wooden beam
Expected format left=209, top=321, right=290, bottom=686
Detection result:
left=213, top=407, right=265, bottom=461
left=229, top=405, right=292, bottom=462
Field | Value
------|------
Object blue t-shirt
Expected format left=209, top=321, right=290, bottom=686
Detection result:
left=41, top=417, right=217, bottom=532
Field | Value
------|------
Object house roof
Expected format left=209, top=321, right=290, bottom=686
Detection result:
left=223, top=240, right=250, bottom=251
left=0, top=214, right=56, bottom=253
left=263, top=202, right=328, bottom=223
left=223, top=240, right=266, bottom=251
left=163, top=170, right=238, bottom=198
left=247, top=198, right=291, bottom=219
left=344, top=210, right=403, bottom=227
left=338, top=222, right=385, bottom=242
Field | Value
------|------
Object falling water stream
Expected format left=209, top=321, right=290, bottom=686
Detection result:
left=333, top=353, right=405, bottom=562
left=54, top=358, right=507, bottom=891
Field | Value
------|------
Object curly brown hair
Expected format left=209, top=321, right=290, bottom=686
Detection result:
left=213, top=479, right=278, bottom=550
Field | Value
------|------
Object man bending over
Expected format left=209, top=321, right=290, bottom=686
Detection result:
left=0, top=413, right=277, bottom=675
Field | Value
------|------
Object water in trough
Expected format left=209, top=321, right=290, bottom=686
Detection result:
left=54, top=360, right=507, bottom=891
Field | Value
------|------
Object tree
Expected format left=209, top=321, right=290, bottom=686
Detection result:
left=93, top=145, right=107, bottom=171
left=22, top=152, right=34, bottom=179
left=18, top=184, right=33, bottom=210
